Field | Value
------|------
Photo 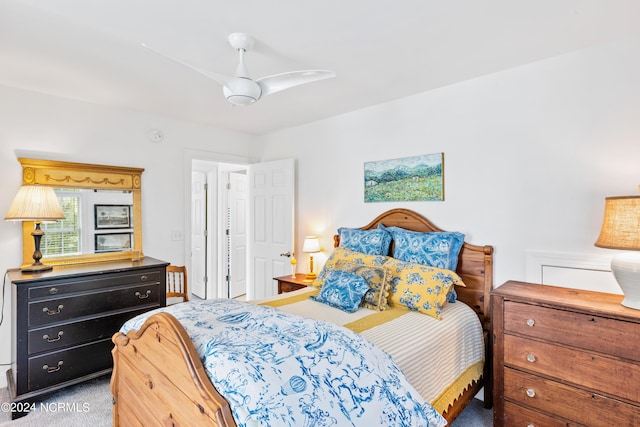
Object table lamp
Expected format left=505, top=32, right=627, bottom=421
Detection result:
left=302, top=236, right=321, bottom=282
left=595, top=195, right=640, bottom=309
left=5, top=185, right=65, bottom=273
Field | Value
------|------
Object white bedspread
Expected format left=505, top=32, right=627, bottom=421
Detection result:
left=256, top=287, right=484, bottom=411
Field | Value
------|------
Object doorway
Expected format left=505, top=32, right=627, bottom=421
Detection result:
left=188, top=157, right=295, bottom=301
left=191, top=160, right=248, bottom=299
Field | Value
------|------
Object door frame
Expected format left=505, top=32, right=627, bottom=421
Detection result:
left=183, top=150, right=254, bottom=299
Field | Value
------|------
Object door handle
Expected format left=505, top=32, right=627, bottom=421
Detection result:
left=279, top=251, right=291, bottom=257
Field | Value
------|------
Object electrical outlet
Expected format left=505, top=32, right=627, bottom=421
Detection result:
left=171, top=230, right=184, bottom=241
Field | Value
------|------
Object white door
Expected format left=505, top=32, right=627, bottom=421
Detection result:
left=190, top=171, right=208, bottom=299
left=227, top=172, right=248, bottom=298
left=248, top=159, right=295, bottom=300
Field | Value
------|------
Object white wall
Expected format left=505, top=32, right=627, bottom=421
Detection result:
left=0, top=86, right=252, bottom=385
left=255, top=38, right=640, bottom=291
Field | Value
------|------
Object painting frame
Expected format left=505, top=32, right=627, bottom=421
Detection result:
left=364, top=153, right=444, bottom=202
left=94, top=232, right=133, bottom=253
left=94, top=204, right=132, bottom=229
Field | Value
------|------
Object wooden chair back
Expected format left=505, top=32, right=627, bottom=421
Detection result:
left=166, top=265, right=189, bottom=304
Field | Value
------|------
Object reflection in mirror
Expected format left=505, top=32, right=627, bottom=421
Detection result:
left=17, top=158, right=144, bottom=267
left=42, top=189, right=134, bottom=258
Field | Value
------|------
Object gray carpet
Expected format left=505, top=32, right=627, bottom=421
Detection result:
left=0, top=375, right=493, bottom=426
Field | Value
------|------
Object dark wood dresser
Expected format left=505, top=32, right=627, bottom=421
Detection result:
left=6, top=257, right=168, bottom=419
left=492, top=280, right=640, bottom=427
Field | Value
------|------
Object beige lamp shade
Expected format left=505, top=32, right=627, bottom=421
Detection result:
left=595, top=196, right=640, bottom=251
left=5, top=185, right=65, bottom=221
left=302, top=236, right=321, bottom=253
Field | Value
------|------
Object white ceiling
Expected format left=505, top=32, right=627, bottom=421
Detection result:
left=2, top=1, right=639, bottom=135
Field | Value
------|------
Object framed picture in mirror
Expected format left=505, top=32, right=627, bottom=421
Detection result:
left=95, top=232, right=133, bottom=252
left=95, top=204, right=132, bottom=229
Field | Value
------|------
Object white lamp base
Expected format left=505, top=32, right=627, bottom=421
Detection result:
left=611, top=252, right=640, bottom=310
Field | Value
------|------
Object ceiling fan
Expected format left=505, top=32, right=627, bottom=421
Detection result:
left=143, top=33, right=336, bottom=106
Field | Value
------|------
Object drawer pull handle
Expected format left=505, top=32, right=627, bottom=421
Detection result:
left=526, top=388, right=536, bottom=398
left=527, top=424, right=535, bottom=427
left=526, top=319, right=535, bottom=327
left=135, top=290, right=152, bottom=299
left=43, top=331, right=64, bottom=342
left=49, top=287, right=58, bottom=295
left=42, top=305, right=64, bottom=315
left=42, top=361, right=63, bottom=373
left=140, top=275, right=148, bottom=281
left=526, top=353, right=536, bottom=363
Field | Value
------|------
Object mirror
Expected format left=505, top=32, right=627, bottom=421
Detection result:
left=17, top=158, right=144, bottom=267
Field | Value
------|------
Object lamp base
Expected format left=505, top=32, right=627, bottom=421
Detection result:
left=21, top=263, right=53, bottom=273
left=611, top=252, right=640, bottom=310
left=304, top=272, right=317, bottom=283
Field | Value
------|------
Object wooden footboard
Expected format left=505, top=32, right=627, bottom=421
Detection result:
left=110, top=312, right=237, bottom=427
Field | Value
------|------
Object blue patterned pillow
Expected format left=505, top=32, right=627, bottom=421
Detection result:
left=310, top=270, right=370, bottom=313
left=335, top=261, right=391, bottom=311
left=446, top=287, right=458, bottom=303
left=380, top=225, right=465, bottom=271
left=338, top=227, right=392, bottom=255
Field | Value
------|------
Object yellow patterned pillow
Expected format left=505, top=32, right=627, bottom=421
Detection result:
left=335, top=261, right=391, bottom=311
left=384, top=258, right=465, bottom=320
left=313, top=247, right=389, bottom=288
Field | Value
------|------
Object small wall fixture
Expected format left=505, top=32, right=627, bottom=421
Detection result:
left=302, top=236, right=321, bottom=282
left=5, top=185, right=65, bottom=273
left=595, top=195, right=640, bottom=309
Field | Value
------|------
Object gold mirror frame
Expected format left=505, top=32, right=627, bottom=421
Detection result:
left=18, top=158, right=144, bottom=267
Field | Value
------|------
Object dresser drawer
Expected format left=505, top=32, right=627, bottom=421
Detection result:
left=28, top=283, right=161, bottom=327
left=27, top=270, right=161, bottom=299
left=28, top=308, right=152, bottom=355
left=28, top=339, right=113, bottom=392
left=503, top=301, right=640, bottom=362
left=503, top=401, right=579, bottom=427
left=504, top=334, right=640, bottom=404
left=504, top=367, right=640, bottom=427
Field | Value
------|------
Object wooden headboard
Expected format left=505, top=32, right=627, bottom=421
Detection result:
left=333, top=208, right=494, bottom=332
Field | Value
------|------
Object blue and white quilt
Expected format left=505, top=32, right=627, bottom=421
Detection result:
left=120, top=299, right=446, bottom=427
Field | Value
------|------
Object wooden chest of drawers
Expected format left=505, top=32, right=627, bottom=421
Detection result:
left=492, top=281, right=640, bottom=427
left=6, top=257, right=168, bottom=419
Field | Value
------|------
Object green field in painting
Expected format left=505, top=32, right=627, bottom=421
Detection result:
left=364, top=175, right=443, bottom=202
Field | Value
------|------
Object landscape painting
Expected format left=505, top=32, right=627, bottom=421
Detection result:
left=364, top=153, right=444, bottom=202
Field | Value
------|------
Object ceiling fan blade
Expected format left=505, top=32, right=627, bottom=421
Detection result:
left=141, top=43, right=234, bottom=88
left=257, top=70, right=336, bottom=97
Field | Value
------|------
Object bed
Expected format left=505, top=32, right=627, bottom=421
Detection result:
left=110, top=208, right=494, bottom=426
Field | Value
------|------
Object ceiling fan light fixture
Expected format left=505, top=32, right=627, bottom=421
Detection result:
left=226, top=94, right=258, bottom=106
left=223, top=79, right=261, bottom=105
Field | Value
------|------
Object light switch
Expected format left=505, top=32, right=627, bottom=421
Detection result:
left=171, top=230, right=184, bottom=241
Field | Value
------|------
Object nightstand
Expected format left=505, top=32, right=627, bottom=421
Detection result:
left=275, top=273, right=311, bottom=294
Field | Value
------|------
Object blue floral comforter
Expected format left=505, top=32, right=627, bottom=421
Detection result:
left=120, top=299, right=446, bottom=427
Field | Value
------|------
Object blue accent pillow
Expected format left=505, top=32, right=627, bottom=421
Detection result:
left=338, top=227, right=392, bottom=255
left=310, top=270, right=370, bottom=313
left=446, top=287, right=457, bottom=303
left=380, top=225, right=465, bottom=271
